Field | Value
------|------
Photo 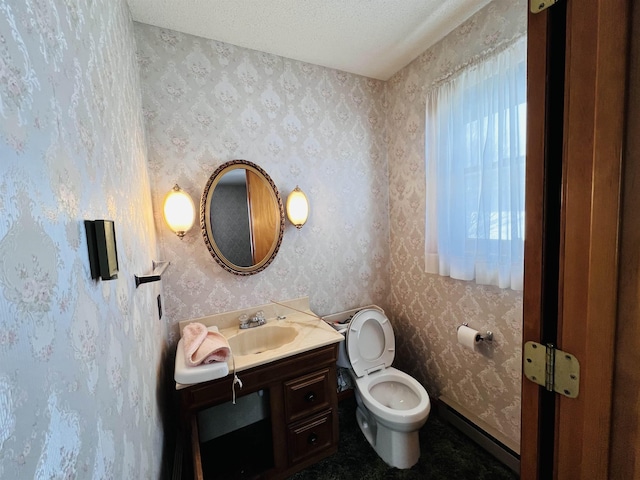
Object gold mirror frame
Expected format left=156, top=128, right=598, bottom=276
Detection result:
left=201, top=160, right=285, bottom=276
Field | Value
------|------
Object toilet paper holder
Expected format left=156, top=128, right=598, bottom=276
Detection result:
left=458, top=323, right=493, bottom=342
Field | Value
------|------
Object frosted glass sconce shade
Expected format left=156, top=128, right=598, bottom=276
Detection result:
left=163, top=184, right=195, bottom=238
left=286, top=186, right=309, bottom=229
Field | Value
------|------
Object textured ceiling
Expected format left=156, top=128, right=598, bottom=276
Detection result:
left=127, top=0, right=492, bottom=80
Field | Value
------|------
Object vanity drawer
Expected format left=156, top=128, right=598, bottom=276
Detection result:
left=284, top=368, right=331, bottom=423
left=287, top=410, right=335, bottom=465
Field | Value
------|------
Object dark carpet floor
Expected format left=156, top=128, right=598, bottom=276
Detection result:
left=289, top=396, right=519, bottom=480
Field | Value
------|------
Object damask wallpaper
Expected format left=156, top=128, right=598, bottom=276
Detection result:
left=135, top=0, right=525, bottom=451
left=134, top=23, right=392, bottom=345
left=385, top=0, right=527, bottom=447
left=0, top=0, right=526, bottom=476
left=0, top=0, right=164, bottom=478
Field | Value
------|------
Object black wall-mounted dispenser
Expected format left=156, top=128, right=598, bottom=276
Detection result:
left=85, top=220, right=119, bottom=281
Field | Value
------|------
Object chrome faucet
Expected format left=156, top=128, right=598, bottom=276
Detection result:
left=239, top=311, right=266, bottom=329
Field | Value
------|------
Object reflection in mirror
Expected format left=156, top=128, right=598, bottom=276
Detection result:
left=210, top=169, right=253, bottom=266
left=201, top=160, right=284, bottom=276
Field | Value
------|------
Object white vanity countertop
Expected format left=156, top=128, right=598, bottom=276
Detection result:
left=174, top=297, right=343, bottom=389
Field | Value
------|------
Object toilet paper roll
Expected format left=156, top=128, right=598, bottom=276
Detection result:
left=457, top=325, right=480, bottom=351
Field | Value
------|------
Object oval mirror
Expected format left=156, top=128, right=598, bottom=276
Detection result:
left=201, top=160, right=285, bottom=275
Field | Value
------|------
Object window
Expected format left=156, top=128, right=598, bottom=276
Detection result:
left=424, top=38, right=527, bottom=290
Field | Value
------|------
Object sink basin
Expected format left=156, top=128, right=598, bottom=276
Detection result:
left=227, top=324, right=298, bottom=356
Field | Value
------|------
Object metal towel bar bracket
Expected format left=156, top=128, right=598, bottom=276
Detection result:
left=134, top=260, right=170, bottom=288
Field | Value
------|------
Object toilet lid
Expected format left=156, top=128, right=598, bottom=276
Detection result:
left=346, top=308, right=395, bottom=377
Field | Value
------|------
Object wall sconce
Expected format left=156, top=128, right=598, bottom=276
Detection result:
left=163, top=184, right=195, bottom=238
left=286, top=186, right=309, bottom=229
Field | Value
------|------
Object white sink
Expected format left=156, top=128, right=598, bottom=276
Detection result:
left=217, top=317, right=343, bottom=373
left=226, top=324, right=298, bottom=356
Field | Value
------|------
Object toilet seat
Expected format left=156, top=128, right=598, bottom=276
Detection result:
left=346, top=308, right=395, bottom=378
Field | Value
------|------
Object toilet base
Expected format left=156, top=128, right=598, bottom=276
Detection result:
left=355, top=403, right=421, bottom=469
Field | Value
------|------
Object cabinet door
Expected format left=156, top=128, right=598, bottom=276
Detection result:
left=189, top=415, right=204, bottom=480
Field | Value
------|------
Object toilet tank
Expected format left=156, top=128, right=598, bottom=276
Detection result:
left=335, top=327, right=349, bottom=368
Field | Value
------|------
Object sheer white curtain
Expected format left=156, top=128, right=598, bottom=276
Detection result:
left=425, top=37, right=527, bottom=290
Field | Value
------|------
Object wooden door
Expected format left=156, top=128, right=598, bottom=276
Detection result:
left=521, top=0, right=630, bottom=478
left=246, top=170, right=278, bottom=265
left=610, top=3, right=640, bottom=478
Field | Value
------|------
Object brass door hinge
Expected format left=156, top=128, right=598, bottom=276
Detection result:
left=530, top=0, right=560, bottom=13
left=524, top=341, right=580, bottom=398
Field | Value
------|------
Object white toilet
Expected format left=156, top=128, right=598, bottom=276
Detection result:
left=336, top=306, right=431, bottom=469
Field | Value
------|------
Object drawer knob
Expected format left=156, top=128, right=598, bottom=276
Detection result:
left=308, top=432, right=318, bottom=445
left=305, top=392, right=316, bottom=403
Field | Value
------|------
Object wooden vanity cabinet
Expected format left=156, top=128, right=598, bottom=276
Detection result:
left=179, top=343, right=339, bottom=479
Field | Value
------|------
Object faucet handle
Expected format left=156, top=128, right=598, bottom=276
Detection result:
left=254, top=310, right=266, bottom=325
left=238, top=314, right=249, bottom=327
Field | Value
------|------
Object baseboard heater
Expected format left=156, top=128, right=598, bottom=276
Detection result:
left=438, top=396, right=520, bottom=473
